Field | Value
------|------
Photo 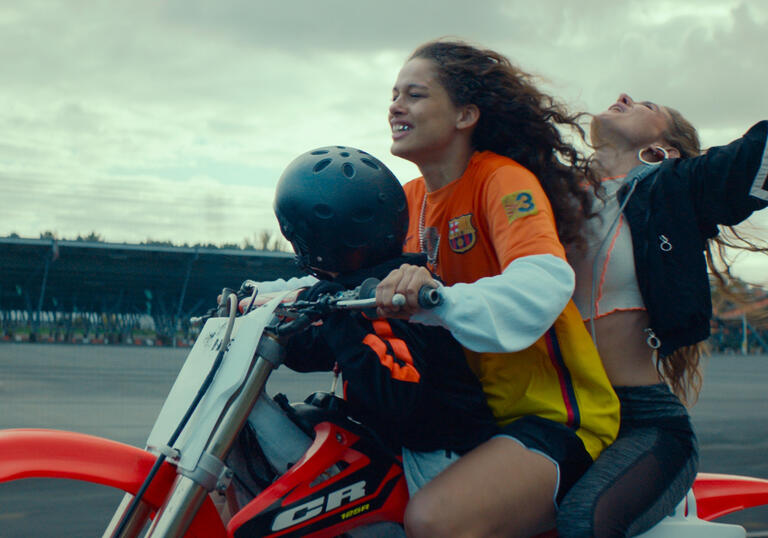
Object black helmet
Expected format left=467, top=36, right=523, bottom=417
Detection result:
left=274, top=146, right=408, bottom=275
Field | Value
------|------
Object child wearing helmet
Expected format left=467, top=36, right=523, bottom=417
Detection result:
left=268, top=145, right=498, bottom=493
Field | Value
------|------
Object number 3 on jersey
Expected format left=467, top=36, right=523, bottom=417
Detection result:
left=501, top=190, right=539, bottom=223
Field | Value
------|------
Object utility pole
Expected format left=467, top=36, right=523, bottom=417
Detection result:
left=742, top=313, right=748, bottom=355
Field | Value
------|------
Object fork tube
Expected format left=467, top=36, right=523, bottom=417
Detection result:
left=206, top=356, right=277, bottom=456
left=146, top=356, right=277, bottom=537
left=144, top=475, right=209, bottom=537
left=103, top=494, right=153, bottom=538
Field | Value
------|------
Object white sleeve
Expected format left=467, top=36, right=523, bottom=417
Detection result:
left=254, top=275, right=319, bottom=293
left=410, top=254, right=574, bottom=353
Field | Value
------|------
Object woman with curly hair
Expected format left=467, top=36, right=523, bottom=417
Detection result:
left=375, top=40, right=620, bottom=537
left=557, top=94, right=768, bottom=537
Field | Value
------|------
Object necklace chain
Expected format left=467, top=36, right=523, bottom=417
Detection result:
left=419, top=193, right=439, bottom=266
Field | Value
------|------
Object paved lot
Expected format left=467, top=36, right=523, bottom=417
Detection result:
left=0, top=344, right=766, bottom=536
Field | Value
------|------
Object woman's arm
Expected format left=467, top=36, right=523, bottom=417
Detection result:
left=377, top=163, right=575, bottom=353
left=377, top=254, right=574, bottom=353
left=682, top=120, right=768, bottom=229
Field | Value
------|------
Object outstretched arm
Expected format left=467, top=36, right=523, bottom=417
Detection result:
left=684, top=120, right=768, bottom=229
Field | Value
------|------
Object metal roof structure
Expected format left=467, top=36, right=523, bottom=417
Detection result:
left=0, top=237, right=303, bottom=324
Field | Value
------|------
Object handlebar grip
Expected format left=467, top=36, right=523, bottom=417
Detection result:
left=381, top=285, right=441, bottom=309
left=418, top=286, right=442, bottom=309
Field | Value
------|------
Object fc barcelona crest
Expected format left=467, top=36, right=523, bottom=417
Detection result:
left=448, top=214, right=476, bottom=253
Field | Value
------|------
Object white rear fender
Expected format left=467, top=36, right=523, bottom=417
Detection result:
left=637, top=490, right=744, bottom=537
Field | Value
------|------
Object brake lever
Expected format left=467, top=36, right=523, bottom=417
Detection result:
left=274, top=314, right=314, bottom=337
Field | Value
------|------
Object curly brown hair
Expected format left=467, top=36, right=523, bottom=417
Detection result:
left=409, top=40, right=597, bottom=248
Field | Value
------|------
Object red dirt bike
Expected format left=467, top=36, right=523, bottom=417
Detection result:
left=1, top=279, right=768, bottom=537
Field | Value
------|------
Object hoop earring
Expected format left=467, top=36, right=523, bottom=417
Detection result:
left=638, top=146, right=670, bottom=166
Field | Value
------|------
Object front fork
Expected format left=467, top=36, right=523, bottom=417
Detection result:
left=105, top=494, right=157, bottom=537
left=104, top=334, right=284, bottom=538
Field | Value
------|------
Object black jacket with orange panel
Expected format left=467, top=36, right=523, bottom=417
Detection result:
left=284, top=254, right=498, bottom=454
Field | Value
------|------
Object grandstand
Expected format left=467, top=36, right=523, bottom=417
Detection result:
left=2, top=236, right=765, bottom=352
left=0, top=237, right=303, bottom=345
left=711, top=293, right=768, bottom=354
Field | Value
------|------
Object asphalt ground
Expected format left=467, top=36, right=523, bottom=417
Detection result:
left=0, top=343, right=766, bottom=537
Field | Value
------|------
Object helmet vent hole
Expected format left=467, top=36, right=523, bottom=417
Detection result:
left=313, top=159, right=332, bottom=173
left=313, top=203, right=334, bottom=219
left=340, top=151, right=350, bottom=157
left=360, top=158, right=380, bottom=170
left=310, top=150, right=329, bottom=155
left=342, top=163, right=355, bottom=178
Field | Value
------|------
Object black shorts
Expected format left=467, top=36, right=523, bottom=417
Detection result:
left=497, top=415, right=593, bottom=505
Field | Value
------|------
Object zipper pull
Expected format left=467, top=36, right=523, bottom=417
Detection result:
left=659, top=234, right=672, bottom=252
left=645, top=328, right=661, bottom=349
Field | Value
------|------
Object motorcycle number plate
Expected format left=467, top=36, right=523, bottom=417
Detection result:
left=146, top=294, right=289, bottom=471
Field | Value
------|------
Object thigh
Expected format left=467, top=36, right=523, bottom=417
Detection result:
left=557, top=421, right=697, bottom=538
left=405, top=436, right=558, bottom=538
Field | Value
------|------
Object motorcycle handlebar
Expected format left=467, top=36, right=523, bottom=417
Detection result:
left=331, top=285, right=442, bottom=311
left=195, top=277, right=443, bottom=334
left=271, top=281, right=442, bottom=338
left=417, top=286, right=442, bottom=308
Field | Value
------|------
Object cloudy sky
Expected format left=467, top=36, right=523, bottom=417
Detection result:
left=1, top=0, right=767, bottom=282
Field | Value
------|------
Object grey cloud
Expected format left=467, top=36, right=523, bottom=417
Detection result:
left=489, top=1, right=768, bottom=147
left=155, top=0, right=518, bottom=53
left=8, top=0, right=764, bottom=140
left=1, top=167, right=278, bottom=244
left=2, top=0, right=768, bottom=260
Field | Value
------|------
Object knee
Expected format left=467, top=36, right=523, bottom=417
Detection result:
left=404, top=490, right=451, bottom=538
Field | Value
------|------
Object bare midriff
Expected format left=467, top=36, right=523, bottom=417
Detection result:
left=590, top=310, right=662, bottom=387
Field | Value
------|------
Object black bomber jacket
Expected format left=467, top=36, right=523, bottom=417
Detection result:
left=618, top=121, right=768, bottom=357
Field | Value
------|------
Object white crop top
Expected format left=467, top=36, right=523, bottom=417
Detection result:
left=569, top=176, right=646, bottom=321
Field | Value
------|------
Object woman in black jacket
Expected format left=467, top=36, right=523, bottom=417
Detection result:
left=559, top=93, right=768, bottom=537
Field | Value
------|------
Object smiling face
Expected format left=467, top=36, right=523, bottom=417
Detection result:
left=591, top=93, right=673, bottom=151
left=388, top=58, right=468, bottom=166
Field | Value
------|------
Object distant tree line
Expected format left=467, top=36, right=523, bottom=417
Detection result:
left=3, top=229, right=289, bottom=252
left=712, top=277, right=768, bottom=330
